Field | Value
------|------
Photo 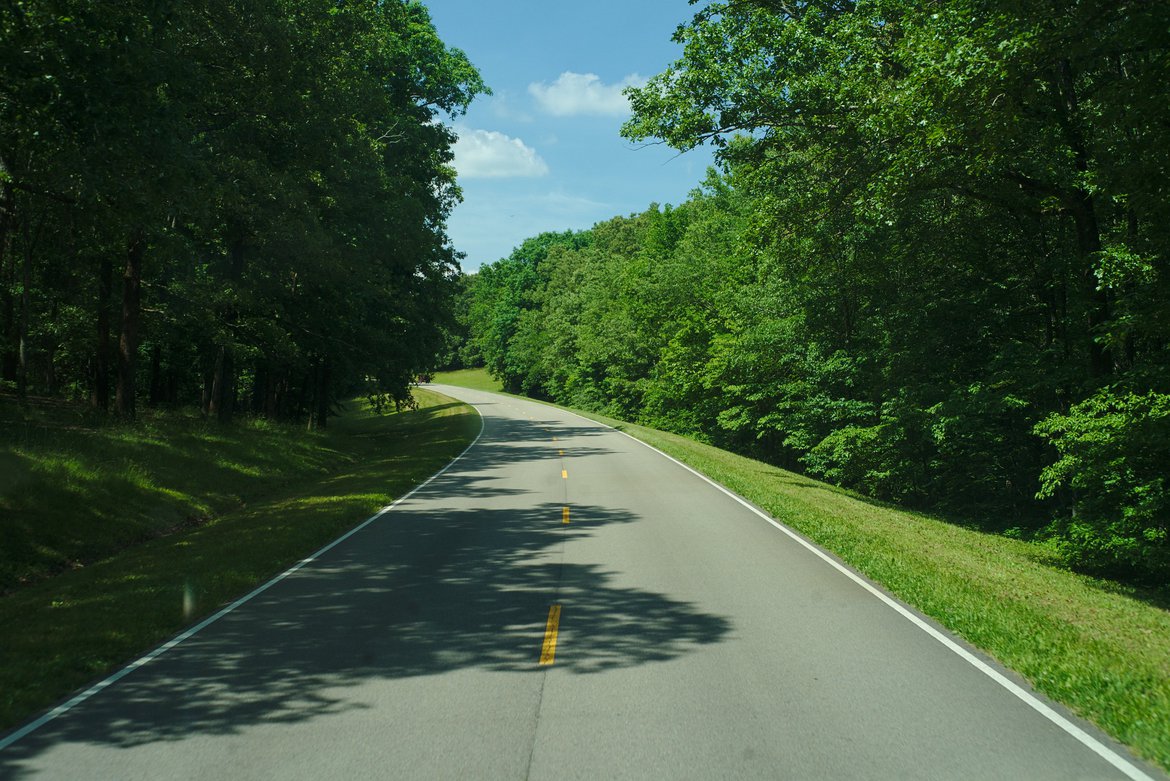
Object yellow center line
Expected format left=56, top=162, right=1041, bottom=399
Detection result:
left=559, top=449, right=564, bottom=456
left=561, top=469, right=568, bottom=479
left=562, top=506, right=570, bottom=525
left=539, top=605, right=562, bottom=665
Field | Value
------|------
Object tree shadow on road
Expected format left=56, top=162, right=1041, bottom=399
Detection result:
left=0, top=410, right=733, bottom=770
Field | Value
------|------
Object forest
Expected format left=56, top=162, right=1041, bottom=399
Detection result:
left=456, top=0, right=1170, bottom=583
left=0, top=0, right=484, bottom=425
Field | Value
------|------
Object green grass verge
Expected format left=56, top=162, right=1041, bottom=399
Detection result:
left=433, top=367, right=504, bottom=393
left=0, top=389, right=480, bottom=730
left=436, top=369, right=1170, bottom=772
left=2, top=399, right=333, bottom=592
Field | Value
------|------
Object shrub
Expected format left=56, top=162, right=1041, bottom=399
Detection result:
left=1035, top=389, right=1170, bottom=582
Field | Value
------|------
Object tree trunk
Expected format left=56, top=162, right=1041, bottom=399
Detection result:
left=316, top=358, right=330, bottom=430
left=1071, top=197, right=1110, bottom=378
left=296, top=370, right=310, bottom=422
left=0, top=269, right=14, bottom=384
left=251, top=365, right=267, bottom=415
left=208, top=235, right=246, bottom=422
left=209, top=344, right=235, bottom=423
left=16, top=213, right=30, bottom=399
left=209, top=347, right=224, bottom=418
left=201, top=361, right=212, bottom=415
left=1056, top=58, right=1111, bottom=379
left=0, top=155, right=15, bottom=385
left=266, top=369, right=284, bottom=419
left=148, top=343, right=163, bottom=405
left=305, top=360, right=331, bottom=431
left=306, top=363, right=319, bottom=431
left=94, top=256, right=112, bottom=411
left=166, top=361, right=179, bottom=405
left=45, top=301, right=58, bottom=395
left=115, top=228, right=145, bottom=420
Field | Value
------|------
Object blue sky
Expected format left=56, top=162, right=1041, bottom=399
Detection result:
left=423, top=1, right=714, bottom=271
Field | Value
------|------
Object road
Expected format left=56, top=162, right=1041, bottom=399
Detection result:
left=0, top=384, right=1161, bottom=780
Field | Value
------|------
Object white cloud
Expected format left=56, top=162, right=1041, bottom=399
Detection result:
left=528, top=72, right=647, bottom=117
left=452, top=127, right=549, bottom=179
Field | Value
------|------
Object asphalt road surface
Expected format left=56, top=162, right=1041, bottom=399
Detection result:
left=1, top=385, right=1162, bottom=780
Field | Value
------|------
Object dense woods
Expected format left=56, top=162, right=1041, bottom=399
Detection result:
left=461, top=0, right=1170, bottom=583
left=0, top=0, right=484, bottom=425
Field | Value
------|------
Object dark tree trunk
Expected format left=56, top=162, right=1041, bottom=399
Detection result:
left=251, top=365, right=267, bottom=415
left=1071, top=197, right=1110, bottom=378
left=148, top=343, right=163, bottom=405
left=166, top=361, right=179, bottom=405
left=1056, top=58, right=1111, bottom=379
left=45, top=301, right=58, bottom=395
left=201, top=361, right=212, bottom=415
left=45, top=343, right=57, bottom=395
left=1, top=272, right=14, bottom=384
left=295, top=370, right=311, bottom=422
left=306, top=363, right=319, bottom=431
left=16, top=213, right=30, bottom=399
left=221, top=348, right=235, bottom=421
left=94, top=256, right=113, bottom=411
left=306, top=359, right=332, bottom=431
left=209, top=344, right=235, bottom=423
left=115, top=229, right=145, bottom=420
left=316, top=358, right=331, bottom=430
left=266, top=369, right=284, bottom=419
left=209, top=236, right=246, bottom=423
left=0, top=156, right=15, bottom=385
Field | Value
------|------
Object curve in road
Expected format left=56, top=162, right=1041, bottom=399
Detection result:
left=0, top=384, right=1161, bottom=780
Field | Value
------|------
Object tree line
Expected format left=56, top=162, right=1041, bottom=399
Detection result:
left=459, top=0, right=1170, bottom=582
left=1, top=0, right=484, bottom=425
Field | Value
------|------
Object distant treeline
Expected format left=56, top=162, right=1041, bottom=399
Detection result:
left=457, top=1, right=1170, bottom=582
left=1, top=1, right=484, bottom=424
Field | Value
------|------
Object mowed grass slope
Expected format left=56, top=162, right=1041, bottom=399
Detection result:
left=0, top=389, right=480, bottom=730
left=3, top=400, right=333, bottom=592
left=435, top=368, right=1170, bottom=773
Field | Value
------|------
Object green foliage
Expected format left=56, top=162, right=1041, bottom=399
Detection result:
left=1036, top=389, right=1170, bottom=581
left=457, top=0, right=1170, bottom=583
left=465, top=230, right=589, bottom=394
left=0, top=0, right=486, bottom=421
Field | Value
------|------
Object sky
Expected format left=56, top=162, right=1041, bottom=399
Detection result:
left=422, top=0, right=715, bottom=271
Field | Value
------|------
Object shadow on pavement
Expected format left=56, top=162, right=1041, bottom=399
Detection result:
left=0, top=405, right=732, bottom=768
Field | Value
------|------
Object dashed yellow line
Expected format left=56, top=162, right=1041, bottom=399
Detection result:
left=540, top=605, right=562, bottom=665
left=561, top=469, right=568, bottom=479
left=562, top=506, right=570, bottom=525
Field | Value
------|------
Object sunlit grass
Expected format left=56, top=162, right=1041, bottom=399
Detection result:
left=433, top=367, right=504, bottom=393
left=0, top=389, right=480, bottom=730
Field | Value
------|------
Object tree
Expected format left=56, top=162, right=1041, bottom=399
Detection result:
left=0, top=0, right=486, bottom=424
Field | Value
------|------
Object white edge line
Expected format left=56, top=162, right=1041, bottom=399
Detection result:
left=0, top=401, right=486, bottom=753
left=551, top=404, right=1155, bottom=781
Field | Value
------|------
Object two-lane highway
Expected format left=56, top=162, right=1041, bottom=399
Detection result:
left=1, top=385, right=1161, bottom=779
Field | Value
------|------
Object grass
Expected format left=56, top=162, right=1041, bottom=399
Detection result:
left=0, top=389, right=480, bottom=730
left=1, top=400, right=335, bottom=593
left=435, top=367, right=1170, bottom=773
left=432, top=367, right=504, bottom=393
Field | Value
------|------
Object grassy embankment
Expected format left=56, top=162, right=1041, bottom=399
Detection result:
left=435, top=368, right=1170, bottom=772
left=0, top=389, right=480, bottom=730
